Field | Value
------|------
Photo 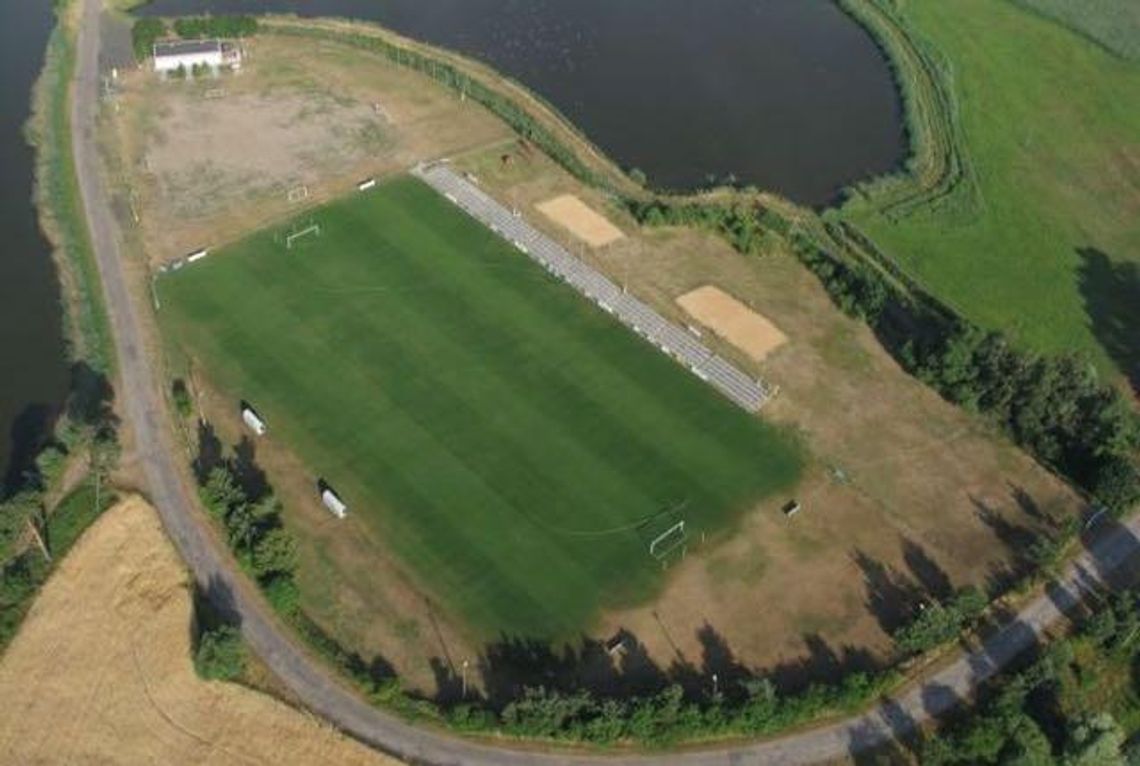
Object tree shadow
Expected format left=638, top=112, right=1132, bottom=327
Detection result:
left=2, top=403, right=55, bottom=496
left=232, top=436, right=270, bottom=504
left=66, top=361, right=116, bottom=434
left=972, top=495, right=1038, bottom=589
left=901, top=537, right=952, bottom=601
left=1077, top=247, right=1140, bottom=394
left=1079, top=514, right=1140, bottom=593
left=852, top=549, right=924, bottom=635
left=192, top=419, right=223, bottom=484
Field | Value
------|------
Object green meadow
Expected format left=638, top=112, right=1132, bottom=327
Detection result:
left=845, top=0, right=1140, bottom=380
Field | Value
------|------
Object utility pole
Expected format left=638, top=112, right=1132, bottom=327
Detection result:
left=461, top=659, right=470, bottom=699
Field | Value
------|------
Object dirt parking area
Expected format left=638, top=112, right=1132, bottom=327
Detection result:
left=0, top=496, right=399, bottom=765
left=107, top=34, right=511, bottom=263
left=677, top=284, right=788, bottom=362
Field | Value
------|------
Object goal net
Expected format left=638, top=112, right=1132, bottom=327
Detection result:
left=637, top=504, right=689, bottom=565
left=285, top=224, right=321, bottom=249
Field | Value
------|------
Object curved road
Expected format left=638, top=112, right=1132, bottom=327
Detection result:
left=71, top=0, right=1138, bottom=762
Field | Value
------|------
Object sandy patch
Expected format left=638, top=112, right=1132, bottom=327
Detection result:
left=677, top=285, right=788, bottom=362
left=0, top=496, right=398, bottom=766
left=535, top=194, right=624, bottom=247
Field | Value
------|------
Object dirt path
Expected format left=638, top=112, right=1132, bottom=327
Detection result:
left=70, top=0, right=1140, bottom=763
left=0, top=496, right=399, bottom=765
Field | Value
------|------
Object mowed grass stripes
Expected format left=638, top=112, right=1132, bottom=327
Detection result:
left=160, top=176, right=803, bottom=639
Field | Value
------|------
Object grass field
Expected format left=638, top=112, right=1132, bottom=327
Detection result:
left=1013, top=0, right=1140, bottom=61
left=844, top=0, right=1140, bottom=377
left=160, top=176, right=802, bottom=639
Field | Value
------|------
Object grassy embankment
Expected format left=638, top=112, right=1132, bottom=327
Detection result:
left=159, top=176, right=803, bottom=640
left=841, top=0, right=1140, bottom=378
left=27, top=0, right=112, bottom=372
left=2, top=0, right=121, bottom=655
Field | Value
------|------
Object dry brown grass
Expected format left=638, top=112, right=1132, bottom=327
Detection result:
left=0, top=496, right=399, bottom=765
left=108, top=34, right=512, bottom=265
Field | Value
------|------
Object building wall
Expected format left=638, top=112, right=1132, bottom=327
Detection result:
left=154, top=52, right=224, bottom=73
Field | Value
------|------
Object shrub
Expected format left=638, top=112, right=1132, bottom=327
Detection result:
left=895, top=586, right=987, bottom=655
left=173, top=15, right=258, bottom=40
left=171, top=379, right=193, bottom=418
left=194, top=624, right=246, bottom=680
left=130, top=18, right=165, bottom=61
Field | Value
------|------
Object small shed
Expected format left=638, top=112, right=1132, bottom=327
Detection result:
left=321, top=489, right=348, bottom=519
left=241, top=406, right=267, bottom=436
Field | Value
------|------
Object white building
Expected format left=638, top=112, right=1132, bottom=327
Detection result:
left=153, top=39, right=241, bottom=74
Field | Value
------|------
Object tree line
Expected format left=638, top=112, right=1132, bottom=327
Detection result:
left=920, top=591, right=1140, bottom=764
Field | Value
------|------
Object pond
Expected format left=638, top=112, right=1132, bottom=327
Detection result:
left=0, top=0, right=69, bottom=491
left=137, top=0, right=907, bottom=205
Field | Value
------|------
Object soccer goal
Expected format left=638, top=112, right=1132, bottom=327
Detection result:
left=285, top=224, right=321, bottom=249
left=638, top=504, right=690, bottom=566
left=287, top=184, right=309, bottom=204
left=649, top=520, right=687, bottom=561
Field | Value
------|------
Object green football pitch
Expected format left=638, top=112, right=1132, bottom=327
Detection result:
left=159, top=176, right=803, bottom=639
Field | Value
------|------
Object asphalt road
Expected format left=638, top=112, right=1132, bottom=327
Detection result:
left=71, top=1, right=1139, bottom=762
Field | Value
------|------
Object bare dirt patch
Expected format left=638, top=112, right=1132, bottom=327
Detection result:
left=0, top=496, right=398, bottom=765
left=535, top=193, right=625, bottom=247
left=677, top=284, right=788, bottom=362
left=107, top=34, right=512, bottom=264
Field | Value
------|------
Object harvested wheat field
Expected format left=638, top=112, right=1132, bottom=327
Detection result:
left=678, top=285, right=788, bottom=362
left=536, top=194, right=625, bottom=247
left=0, top=496, right=398, bottom=766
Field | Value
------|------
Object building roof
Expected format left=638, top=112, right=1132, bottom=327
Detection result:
left=153, top=39, right=223, bottom=58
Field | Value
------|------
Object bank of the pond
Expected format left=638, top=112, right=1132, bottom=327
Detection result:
left=0, top=0, right=70, bottom=490
left=135, top=0, right=907, bottom=207
left=27, top=0, right=113, bottom=378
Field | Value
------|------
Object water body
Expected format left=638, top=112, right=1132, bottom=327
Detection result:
left=0, top=0, right=69, bottom=491
left=139, top=0, right=906, bottom=205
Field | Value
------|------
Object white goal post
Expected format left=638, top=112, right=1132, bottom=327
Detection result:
left=648, top=519, right=687, bottom=560
left=285, top=224, right=321, bottom=249
left=287, top=184, right=309, bottom=203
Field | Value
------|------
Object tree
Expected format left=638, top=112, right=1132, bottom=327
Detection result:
left=1092, top=456, right=1140, bottom=516
left=131, top=18, right=166, bottom=61
left=1062, top=713, right=1125, bottom=766
left=201, top=466, right=243, bottom=518
left=194, top=624, right=246, bottom=680
left=251, top=527, right=296, bottom=580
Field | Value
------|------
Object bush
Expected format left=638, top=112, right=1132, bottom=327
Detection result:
left=130, top=18, right=165, bottom=61
left=173, top=15, right=258, bottom=40
left=171, top=379, right=193, bottom=418
left=194, top=624, right=246, bottom=680
left=895, top=586, right=988, bottom=655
